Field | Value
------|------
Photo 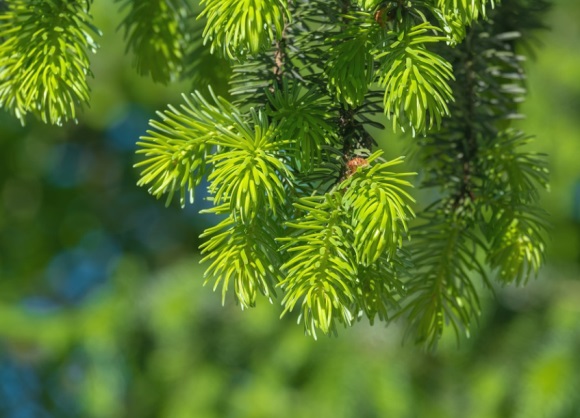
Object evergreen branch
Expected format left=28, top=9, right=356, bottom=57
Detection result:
left=279, top=193, right=357, bottom=338
left=200, top=207, right=283, bottom=308
left=414, top=21, right=527, bottom=196
left=435, top=0, right=497, bottom=25
left=401, top=0, right=551, bottom=348
left=227, top=1, right=300, bottom=107
left=134, top=89, right=240, bottom=206
left=200, top=0, right=291, bottom=59
left=207, top=108, right=294, bottom=223
left=325, top=17, right=377, bottom=107
left=354, top=251, right=408, bottom=325
left=402, top=211, right=488, bottom=349
left=266, top=80, right=339, bottom=172
left=485, top=206, right=548, bottom=285
left=341, top=151, right=416, bottom=265
left=375, top=22, right=455, bottom=135
left=0, top=0, right=99, bottom=125
left=481, top=129, right=549, bottom=204
left=278, top=152, right=416, bottom=335
left=116, top=0, right=190, bottom=83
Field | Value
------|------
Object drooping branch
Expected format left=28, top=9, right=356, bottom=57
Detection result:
left=129, top=0, right=550, bottom=345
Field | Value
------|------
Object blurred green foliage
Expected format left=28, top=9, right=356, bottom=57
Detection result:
left=0, top=0, right=579, bottom=417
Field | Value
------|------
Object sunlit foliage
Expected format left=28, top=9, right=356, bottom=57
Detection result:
left=0, top=0, right=552, bottom=347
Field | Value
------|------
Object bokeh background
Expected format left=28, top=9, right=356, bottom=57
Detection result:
left=1, top=1, right=579, bottom=417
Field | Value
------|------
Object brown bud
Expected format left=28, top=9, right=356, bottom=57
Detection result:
left=346, top=157, right=369, bottom=177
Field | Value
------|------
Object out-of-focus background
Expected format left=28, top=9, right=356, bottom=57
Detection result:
left=1, top=1, right=579, bottom=417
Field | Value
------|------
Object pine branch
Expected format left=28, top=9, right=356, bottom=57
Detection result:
left=402, top=210, right=488, bottom=349
left=134, top=89, right=241, bottom=206
left=201, top=206, right=283, bottom=307
left=0, top=0, right=99, bottom=125
left=279, top=152, right=415, bottom=336
left=485, top=205, right=549, bottom=285
left=116, top=0, right=190, bottom=83
left=83, top=0, right=555, bottom=344
left=402, top=0, right=550, bottom=347
left=375, top=22, right=455, bottom=135
left=207, top=108, right=294, bottom=223
left=200, top=0, right=290, bottom=59
left=325, top=16, right=377, bottom=108
left=341, top=153, right=415, bottom=265
left=0, top=0, right=552, bottom=346
left=279, top=193, right=357, bottom=337
left=266, top=80, right=339, bottom=173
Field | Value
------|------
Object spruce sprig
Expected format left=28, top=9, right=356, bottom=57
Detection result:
left=341, top=154, right=416, bottom=265
left=116, top=0, right=190, bottom=83
left=0, top=0, right=552, bottom=347
left=0, top=0, right=99, bottom=125
left=200, top=0, right=290, bottom=59
left=135, top=89, right=240, bottom=207
left=375, top=22, right=455, bottom=135
left=279, top=151, right=416, bottom=337
left=131, top=0, right=553, bottom=346
left=280, top=193, right=357, bottom=337
left=201, top=206, right=283, bottom=308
